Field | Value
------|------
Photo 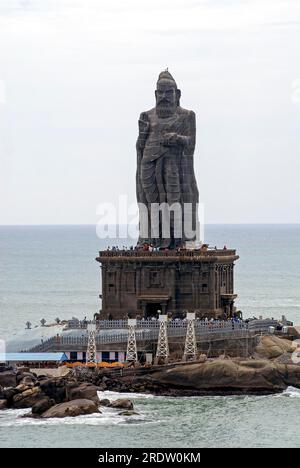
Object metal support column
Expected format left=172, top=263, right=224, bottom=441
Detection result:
left=126, top=319, right=138, bottom=362
left=183, top=312, right=197, bottom=361
left=155, top=314, right=169, bottom=364
left=86, top=323, right=97, bottom=364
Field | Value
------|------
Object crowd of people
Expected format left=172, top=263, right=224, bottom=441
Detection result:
left=87, top=313, right=245, bottom=324
left=106, top=243, right=228, bottom=253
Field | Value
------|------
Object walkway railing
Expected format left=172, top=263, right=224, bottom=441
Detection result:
left=23, top=319, right=278, bottom=352
left=98, top=249, right=236, bottom=258
left=65, top=318, right=278, bottom=331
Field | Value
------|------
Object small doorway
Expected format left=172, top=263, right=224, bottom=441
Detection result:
left=145, top=303, right=161, bottom=319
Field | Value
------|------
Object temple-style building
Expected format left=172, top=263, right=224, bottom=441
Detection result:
left=96, top=70, right=239, bottom=320
left=97, top=249, right=238, bottom=319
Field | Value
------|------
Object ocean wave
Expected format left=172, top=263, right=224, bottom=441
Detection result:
left=280, top=386, right=300, bottom=398
left=97, top=390, right=156, bottom=400
left=0, top=403, right=157, bottom=428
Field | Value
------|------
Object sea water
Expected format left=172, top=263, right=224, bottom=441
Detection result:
left=0, top=388, right=300, bottom=448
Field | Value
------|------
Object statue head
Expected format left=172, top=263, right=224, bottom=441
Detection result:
left=155, top=70, right=181, bottom=118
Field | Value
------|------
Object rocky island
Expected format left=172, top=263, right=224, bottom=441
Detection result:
left=1, top=334, right=300, bottom=419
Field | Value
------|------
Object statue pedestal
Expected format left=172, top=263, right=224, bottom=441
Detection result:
left=96, top=249, right=239, bottom=320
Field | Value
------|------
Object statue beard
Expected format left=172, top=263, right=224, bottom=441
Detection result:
left=156, top=101, right=177, bottom=118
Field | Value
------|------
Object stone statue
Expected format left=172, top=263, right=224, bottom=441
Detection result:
left=136, top=70, right=199, bottom=249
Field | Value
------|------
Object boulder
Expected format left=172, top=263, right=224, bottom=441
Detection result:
left=287, top=327, right=300, bottom=339
left=110, top=399, right=134, bottom=410
left=255, top=335, right=294, bottom=360
left=15, top=384, right=29, bottom=393
left=118, top=410, right=139, bottom=416
left=0, top=400, right=7, bottom=410
left=39, top=378, right=67, bottom=403
left=0, top=371, right=17, bottom=388
left=37, top=375, right=48, bottom=381
left=99, top=398, right=111, bottom=407
left=21, top=387, right=40, bottom=398
left=98, top=384, right=107, bottom=391
left=12, top=388, right=44, bottom=409
left=66, top=382, right=100, bottom=403
left=32, top=397, right=55, bottom=415
left=275, top=353, right=296, bottom=364
left=3, top=387, right=19, bottom=403
left=19, top=376, right=36, bottom=387
left=41, top=399, right=100, bottom=418
left=149, top=359, right=300, bottom=394
left=282, top=364, right=300, bottom=388
left=16, top=371, right=37, bottom=384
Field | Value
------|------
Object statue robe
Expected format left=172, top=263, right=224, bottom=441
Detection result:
left=136, top=106, right=199, bottom=246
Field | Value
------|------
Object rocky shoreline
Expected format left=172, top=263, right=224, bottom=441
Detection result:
left=71, top=359, right=300, bottom=397
left=1, top=335, right=300, bottom=417
left=0, top=370, right=137, bottom=418
left=70, top=334, right=300, bottom=396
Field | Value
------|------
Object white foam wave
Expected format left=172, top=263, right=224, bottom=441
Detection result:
left=97, top=390, right=155, bottom=400
left=0, top=402, right=157, bottom=428
left=280, top=386, right=300, bottom=398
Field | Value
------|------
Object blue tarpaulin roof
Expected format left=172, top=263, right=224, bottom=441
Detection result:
left=0, top=353, right=68, bottom=362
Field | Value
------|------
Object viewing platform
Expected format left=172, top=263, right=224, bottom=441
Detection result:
left=97, top=248, right=239, bottom=263
left=22, top=319, right=281, bottom=354
left=96, top=247, right=240, bottom=320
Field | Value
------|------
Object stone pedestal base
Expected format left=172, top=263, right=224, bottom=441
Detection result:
left=96, top=249, right=239, bottom=320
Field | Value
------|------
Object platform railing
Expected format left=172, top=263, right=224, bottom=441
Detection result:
left=98, top=249, right=236, bottom=258
left=65, top=318, right=278, bottom=331
left=23, top=319, right=279, bottom=352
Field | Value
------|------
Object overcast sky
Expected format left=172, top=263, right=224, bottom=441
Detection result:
left=0, top=0, right=300, bottom=225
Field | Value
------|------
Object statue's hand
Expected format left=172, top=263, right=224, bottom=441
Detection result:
left=161, top=132, right=179, bottom=146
